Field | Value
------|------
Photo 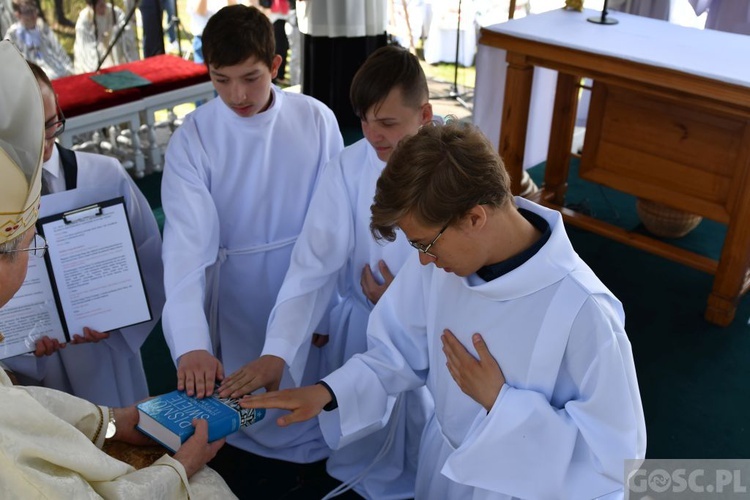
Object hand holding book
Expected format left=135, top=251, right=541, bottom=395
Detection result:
left=108, top=407, right=222, bottom=478
left=136, top=388, right=265, bottom=452
left=172, top=419, right=225, bottom=478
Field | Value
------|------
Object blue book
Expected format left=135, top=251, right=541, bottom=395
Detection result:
left=136, top=390, right=265, bottom=452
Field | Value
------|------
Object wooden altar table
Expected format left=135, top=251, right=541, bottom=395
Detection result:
left=479, top=9, right=750, bottom=326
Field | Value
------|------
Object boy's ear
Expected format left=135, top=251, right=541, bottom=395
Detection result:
left=464, top=204, right=488, bottom=232
left=270, top=54, right=283, bottom=80
left=421, top=102, right=433, bottom=125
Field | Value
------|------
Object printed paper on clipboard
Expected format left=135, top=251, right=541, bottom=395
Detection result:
left=38, top=197, right=152, bottom=340
left=0, top=255, right=67, bottom=360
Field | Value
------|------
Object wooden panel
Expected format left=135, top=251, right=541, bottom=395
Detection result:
left=580, top=81, right=747, bottom=221
left=584, top=143, right=732, bottom=222
left=597, top=85, right=743, bottom=177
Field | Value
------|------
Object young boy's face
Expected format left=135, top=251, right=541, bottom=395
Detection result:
left=399, top=208, right=487, bottom=278
left=209, top=54, right=282, bottom=118
left=15, top=3, right=39, bottom=29
left=361, top=87, right=432, bottom=162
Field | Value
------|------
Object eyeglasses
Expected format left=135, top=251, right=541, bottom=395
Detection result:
left=45, top=110, right=66, bottom=140
left=408, top=221, right=450, bottom=259
left=1, top=233, right=48, bottom=258
left=19, top=6, right=39, bottom=15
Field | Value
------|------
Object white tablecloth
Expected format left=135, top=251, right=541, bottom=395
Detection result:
left=472, top=40, right=556, bottom=170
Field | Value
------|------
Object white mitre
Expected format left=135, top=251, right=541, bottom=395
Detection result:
left=0, top=41, right=44, bottom=244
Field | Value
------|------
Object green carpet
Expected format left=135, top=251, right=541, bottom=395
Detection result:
left=135, top=146, right=750, bottom=461
left=133, top=172, right=174, bottom=396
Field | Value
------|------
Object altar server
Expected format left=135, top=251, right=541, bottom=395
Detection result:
left=243, top=121, right=647, bottom=499
left=3, top=62, right=164, bottom=408
left=219, top=46, right=433, bottom=499
left=160, top=5, right=343, bottom=497
left=0, top=39, right=234, bottom=500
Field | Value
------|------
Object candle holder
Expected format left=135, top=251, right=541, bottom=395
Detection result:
left=588, top=0, right=618, bottom=25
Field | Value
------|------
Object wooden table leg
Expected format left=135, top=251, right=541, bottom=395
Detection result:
left=544, top=73, right=580, bottom=206
left=499, top=52, right=534, bottom=196
left=706, top=201, right=750, bottom=327
left=705, top=131, right=750, bottom=326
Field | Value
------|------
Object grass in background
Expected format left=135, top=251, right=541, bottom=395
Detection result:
left=423, top=61, right=476, bottom=89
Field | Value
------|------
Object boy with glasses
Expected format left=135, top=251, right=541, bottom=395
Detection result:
left=243, top=121, right=647, bottom=499
left=3, top=62, right=165, bottom=410
left=160, top=5, right=343, bottom=497
left=219, top=45, right=434, bottom=499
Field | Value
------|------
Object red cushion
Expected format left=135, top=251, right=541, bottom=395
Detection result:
left=53, top=55, right=210, bottom=118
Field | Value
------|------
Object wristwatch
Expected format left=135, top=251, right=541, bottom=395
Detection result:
left=105, top=407, right=117, bottom=439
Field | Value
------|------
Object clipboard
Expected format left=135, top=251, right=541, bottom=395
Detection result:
left=61, top=203, right=103, bottom=223
left=0, top=197, right=152, bottom=360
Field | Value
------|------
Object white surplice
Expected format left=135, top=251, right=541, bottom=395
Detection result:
left=297, top=0, right=387, bottom=37
left=161, top=86, right=344, bottom=462
left=320, top=198, right=647, bottom=499
left=263, top=139, right=432, bottom=499
left=4, top=146, right=164, bottom=407
left=0, top=369, right=236, bottom=499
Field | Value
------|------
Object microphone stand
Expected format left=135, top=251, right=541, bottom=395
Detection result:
left=96, top=0, right=141, bottom=72
left=165, top=0, right=183, bottom=58
left=431, top=0, right=473, bottom=110
left=587, top=0, right=618, bottom=25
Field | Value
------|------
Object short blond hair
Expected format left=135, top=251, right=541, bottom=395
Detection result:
left=371, top=121, right=512, bottom=241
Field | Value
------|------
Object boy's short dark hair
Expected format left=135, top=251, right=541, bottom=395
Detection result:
left=202, top=5, right=275, bottom=69
left=12, top=0, right=37, bottom=11
left=350, top=45, right=429, bottom=120
left=371, top=121, right=512, bottom=242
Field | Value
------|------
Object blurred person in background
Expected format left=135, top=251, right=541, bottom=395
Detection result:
left=4, top=0, right=73, bottom=78
left=73, top=0, right=138, bottom=73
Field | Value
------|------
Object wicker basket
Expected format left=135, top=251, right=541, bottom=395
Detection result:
left=519, top=170, right=540, bottom=198
left=635, top=198, right=702, bottom=238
